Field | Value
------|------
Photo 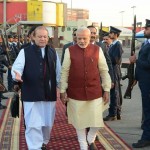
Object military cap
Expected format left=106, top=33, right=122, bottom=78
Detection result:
left=101, top=30, right=109, bottom=37
left=145, top=19, right=150, bottom=27
left=109, top=26, right=122, bottom=33
left=19, top=35, right=23, bottom=38
left=13, top=35, right=18, bottom=39
left=8, top=35, right=13, bottom=38
left=28, top=26, right=38, bottom=36
left=103, top=32, right=109, bottom=37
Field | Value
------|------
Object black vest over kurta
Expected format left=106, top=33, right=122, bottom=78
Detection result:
left=21, top=44, right=57, bottom=102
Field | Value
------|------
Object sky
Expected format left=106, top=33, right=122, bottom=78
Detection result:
left=51, top=0, right=150, bottom=27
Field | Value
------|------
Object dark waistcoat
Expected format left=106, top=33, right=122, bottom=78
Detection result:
left=67, top=44, right=102, bottom=100
left=21, top=44, right=56, bottom=102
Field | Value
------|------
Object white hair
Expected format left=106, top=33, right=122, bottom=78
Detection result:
left=76, top=26, right=91, bottom=35
left=33, top=26, right=49, bottom=36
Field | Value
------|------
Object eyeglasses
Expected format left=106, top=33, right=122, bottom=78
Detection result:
left=73, top=34, right=76, bottom=36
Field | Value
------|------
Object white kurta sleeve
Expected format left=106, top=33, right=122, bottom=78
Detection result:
left=56, top=51, right=61, bottom=87
left=98, top=47, right=111, bottom=92
left=11, top=49, right=25, bottom=80
left=60, top=48, right=71, bottom=93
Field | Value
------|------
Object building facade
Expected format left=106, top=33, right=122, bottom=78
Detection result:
left=67, top=8, right=89, bottom=21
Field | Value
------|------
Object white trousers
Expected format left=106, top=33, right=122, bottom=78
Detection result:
left=25, top=126, right=52, bottom=150
left=76, top=127, right=98, bottom=150
left=23, top=101, right=56, bottom=149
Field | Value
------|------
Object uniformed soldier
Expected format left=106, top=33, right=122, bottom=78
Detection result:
left=12, top=35, right=20, bottom=55
left=7, top=35, right=17, bottom=91
left=104, top=26, right=123, bottom=121
left=131, top=19, right=150, bottom=148
left=0, top=36, right=10, bottom=109
left=0, top=36, right=9, bottom=100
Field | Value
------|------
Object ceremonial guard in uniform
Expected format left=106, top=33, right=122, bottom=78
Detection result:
left=0, top=36, right=9, bottom=109
left=7, top=35, right=17, bottom=91
left=104, top=26, right=123, bottom=121
left=12, top=35, right=20, bottom=55
left=131, top=19, right=150, bottom=148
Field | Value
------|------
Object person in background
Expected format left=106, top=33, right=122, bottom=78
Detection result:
left=130, top=19, right=150, bottom=148
left=60, top=27, right=111, bottom=150
left=0, top=64, right=8, bottom=109
left=0, top=58, right=9, bottom=109
left=103, top=33, right=113, bottom=48
left=0, top=36, right=8, bottom=100
left=61, top=28, right=77, bottom=65
left=0, top=90, right=7, bottom=109
left=12, top=35, right=20, bottom=55
left=7, top=34, right=17, bottom=92
left=0, top=58, right=9, bottom=103
left=103, top=26, right=123, bottom=121
left=11, top=26, right=61, bottom=150
left=0, top=60, right=9, bottom=109
left=19, top=35, right=24, bottom=46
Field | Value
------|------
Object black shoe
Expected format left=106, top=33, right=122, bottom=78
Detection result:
left=117, top=114, right=121, bottom=120
left=41, top=143, right=47, bottom=150
left=89, top=143, right=98, bottom=150
left=0, top=104, right=7, bottom=109
left=1, top=95, right=8, bottom=99
left=103, top=115, right=117, bottom=121
left=132, top=140, right=150, bottom=148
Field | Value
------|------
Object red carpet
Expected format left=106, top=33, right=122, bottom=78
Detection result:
left=19, top=100, right=105, bottom=150
left=0, top=99, right=131, bottom=150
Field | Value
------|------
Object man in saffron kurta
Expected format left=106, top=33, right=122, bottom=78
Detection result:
left=60, top=27, right=111, bottom=150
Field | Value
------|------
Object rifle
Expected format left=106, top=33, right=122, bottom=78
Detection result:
left=4, top=29, right=17, bottom=65
left=122, top=15, right=136, bottom=99
left=1, top=29, right=11, bottom=65
left=99, top=22, right=103, bottom=42
left=17, top=25, right=21, bottom=50
left=23, top=33, right=28, bottom=45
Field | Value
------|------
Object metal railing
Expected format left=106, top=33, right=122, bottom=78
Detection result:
left=0, top=13, right=27, bottom=34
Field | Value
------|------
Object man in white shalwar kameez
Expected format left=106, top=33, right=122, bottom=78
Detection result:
left=60, top=27, right=111, bottom=150
left=11, top=26, right=61, bottom=150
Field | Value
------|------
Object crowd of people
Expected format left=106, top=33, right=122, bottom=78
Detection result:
left=0, top=18, right=150, bottom=150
